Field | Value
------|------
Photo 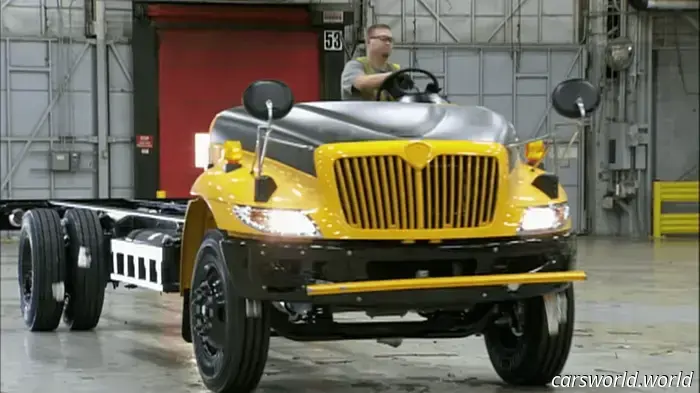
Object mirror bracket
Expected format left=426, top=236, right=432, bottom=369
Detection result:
left=241, top=79, right=293, bottom=202
left=252, top=100, right=275, bottom=178
left=575, top=98, right=586, bottom=119
left=254, top=175, right=278, bottom=203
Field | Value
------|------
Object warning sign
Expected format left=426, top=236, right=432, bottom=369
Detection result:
left=136, top=135, right=154, bottom=149
left=322, top=10, right=344, bottom=24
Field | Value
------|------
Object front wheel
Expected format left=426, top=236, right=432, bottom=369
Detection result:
left=190, top=230, right=271, bottom=393
left=484, top=286, right=575, bottom=386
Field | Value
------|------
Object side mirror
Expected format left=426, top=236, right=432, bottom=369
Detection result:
left=242, top=80, right=294, bottom=121
left=551, top=78, right=601, bottom=119
left=241, top=80, right=294, bottom=203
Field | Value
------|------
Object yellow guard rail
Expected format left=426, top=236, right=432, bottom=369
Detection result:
left=652, top=181, right=699, bottom=238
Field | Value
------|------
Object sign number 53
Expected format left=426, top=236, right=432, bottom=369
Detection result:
left=323, top=30, right=343, bottom=52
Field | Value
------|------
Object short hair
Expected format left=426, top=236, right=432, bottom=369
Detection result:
left=366, top=23, right=391, bottom=38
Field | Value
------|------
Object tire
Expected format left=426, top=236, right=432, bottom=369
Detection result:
left=484, top=286, right=575, bottom=386
left=17, top=209, right=67, bottom=331
left=62, top=209, right=108, bottom=331
left=190, top=230, right=271, bottom=393
left=182, top=289, right=192, bottom=343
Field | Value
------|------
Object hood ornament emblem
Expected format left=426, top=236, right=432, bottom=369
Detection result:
left=403, top=141, right=433, bottom=170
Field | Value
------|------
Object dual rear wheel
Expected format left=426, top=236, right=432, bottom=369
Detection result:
left=17, top=208, right=108, bottom=332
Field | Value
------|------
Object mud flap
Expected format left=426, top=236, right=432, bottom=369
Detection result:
left=543, top=291, right=567, bottom=336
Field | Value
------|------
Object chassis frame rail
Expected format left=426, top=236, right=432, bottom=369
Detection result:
left=0, top=198, right=189, bottom=230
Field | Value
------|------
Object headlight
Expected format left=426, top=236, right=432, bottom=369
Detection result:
left=517, top=203, right=570, bottom=234
left=232, top=205, right=320, bottom=237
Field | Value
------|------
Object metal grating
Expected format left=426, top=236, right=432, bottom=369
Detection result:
left=333, top=155, right=500, bottom=230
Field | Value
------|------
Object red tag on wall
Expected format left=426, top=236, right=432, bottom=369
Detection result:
left=136, top=135, right=154, bottom=149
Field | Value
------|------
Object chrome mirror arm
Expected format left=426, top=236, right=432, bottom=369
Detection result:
left=252, top=100, right=274, bottom=177
left=575, top=97, right=586, bottom=119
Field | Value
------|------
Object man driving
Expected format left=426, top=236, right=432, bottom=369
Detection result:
left=341, top=24, right=413, bottom=101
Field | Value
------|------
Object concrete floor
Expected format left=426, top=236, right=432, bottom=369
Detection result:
left=1, top=237, right=698, bottom=393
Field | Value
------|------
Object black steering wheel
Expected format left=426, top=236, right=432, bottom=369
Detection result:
left=375, top=68, right=442, bottom=101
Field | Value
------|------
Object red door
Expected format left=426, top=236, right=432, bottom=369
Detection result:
left=157, top=23, right=320, bottom=197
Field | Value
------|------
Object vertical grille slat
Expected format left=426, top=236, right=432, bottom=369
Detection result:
left=448, top=155, right=456, bottom=227
left=405, top=160, right=416, bottom=229
left=334, top=154, right=499, bottom=230
left=455, top=156, right=465, bottom=228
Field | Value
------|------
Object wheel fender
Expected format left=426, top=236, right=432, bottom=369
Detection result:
left=179, top=198, right=217, bottom=295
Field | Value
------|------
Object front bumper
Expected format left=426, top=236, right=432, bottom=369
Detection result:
left=221, top=232, right=582, bottom=306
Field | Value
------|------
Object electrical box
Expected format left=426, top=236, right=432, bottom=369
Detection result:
left=601, top=195, right=615, bottom=210
left=51, top=152, right=71, bottom=171
left=607, top=122, right=633, bottom=170
left=70, top=152, right=80, bottom=170
left=635, top=145, right=647, bottom=170
left=50, top=151, right=80, bottom=172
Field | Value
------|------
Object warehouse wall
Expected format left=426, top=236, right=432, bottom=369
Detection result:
left=1, top=0, right=133, bottom=199
left=3, top=0, right=697, bottom=237
left=585, top=5, right=699, bottom=237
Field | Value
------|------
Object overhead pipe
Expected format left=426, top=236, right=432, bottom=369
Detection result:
left=629, top=0, right=700, bottom=10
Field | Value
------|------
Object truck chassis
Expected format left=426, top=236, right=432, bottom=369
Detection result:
left=3, top=197, right=577, bottom=392
left=4, top=199, right=187, bottom=329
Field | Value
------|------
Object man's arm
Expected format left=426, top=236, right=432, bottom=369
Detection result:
left=341, top=60, right=392, bottom=96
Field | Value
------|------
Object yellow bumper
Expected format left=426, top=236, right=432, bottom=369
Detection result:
left=306, top=270, right=587, bottom=296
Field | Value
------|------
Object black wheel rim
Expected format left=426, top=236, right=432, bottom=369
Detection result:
left=489, top=301, right=527, bottom=364
left=191, top=257, right=228, bottom=376
left=18, top=236, right=33, bottom=314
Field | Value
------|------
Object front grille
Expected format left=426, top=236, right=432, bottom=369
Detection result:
left=333, top=155, right=500, bottom=230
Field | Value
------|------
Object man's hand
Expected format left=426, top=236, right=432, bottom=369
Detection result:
left=396, top=74, right=415, bottom=90
left=353, top=72, right=393, bottom=92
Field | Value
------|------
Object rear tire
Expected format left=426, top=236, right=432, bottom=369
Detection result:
left=62, top=209, right=108, bottom=331
left=17, top=209, right=67, bottom=331
left=484, top=286, right=575, bottom=386
left=190, top=230, right=271, bottom=393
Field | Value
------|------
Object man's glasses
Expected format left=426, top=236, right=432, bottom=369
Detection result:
left=369, top=35, right=394, bottom=43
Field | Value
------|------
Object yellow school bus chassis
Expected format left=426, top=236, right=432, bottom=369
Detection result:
left=1, top=71, right=601, bottom=393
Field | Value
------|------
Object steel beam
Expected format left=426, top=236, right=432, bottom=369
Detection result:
left=416, top=0, right=459, bottom=43
left=3, top=38, right=11, bottom=199
left=393, top=42, right=582, bottom=50
left=0, top=136, right=131, bottom=143
left=0, top=0, right=14, bottom=11
left=108, top=43, right=134, bottom=86
left=682, top=13, right=699, bottom=31
left=486, top=0, right=532, bottom=43
left=95, top=0, right=110, bottom=198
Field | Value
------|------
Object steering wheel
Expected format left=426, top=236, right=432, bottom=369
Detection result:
left=375, top=68, right=442, bottom=101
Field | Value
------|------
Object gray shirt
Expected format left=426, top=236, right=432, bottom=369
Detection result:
left=340, top=59, right=396, bottom=101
